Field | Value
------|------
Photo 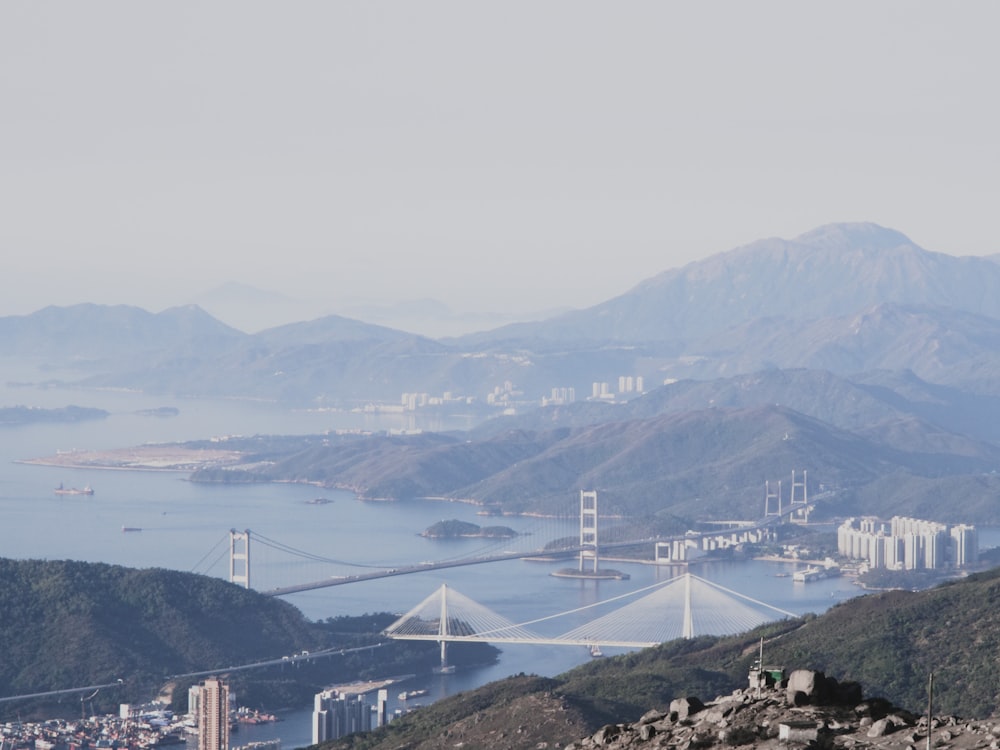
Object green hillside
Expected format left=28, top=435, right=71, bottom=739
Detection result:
left=190, top=404, right=1000, bottom=523
left=0, top=559, right=495, bottom=719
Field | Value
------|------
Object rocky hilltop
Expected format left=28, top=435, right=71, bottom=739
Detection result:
left=568, top=669, right=990, bottom=750
left=329, top=669, right=994, bottom=750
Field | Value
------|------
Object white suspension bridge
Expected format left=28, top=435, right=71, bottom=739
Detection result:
left=207, top=474, right=813, bottom=596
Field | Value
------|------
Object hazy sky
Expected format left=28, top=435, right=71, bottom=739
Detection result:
left=2, top=2, right=998, bottom=330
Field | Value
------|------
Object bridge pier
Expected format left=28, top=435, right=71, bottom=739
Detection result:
left=435, top=585, right=455, bottom=673
left=437, top=640, right=453, bottom=673
left=579, top=490, right=599, bottom=573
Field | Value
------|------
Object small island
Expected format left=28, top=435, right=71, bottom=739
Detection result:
left=421, top=519, right=518, bottom=539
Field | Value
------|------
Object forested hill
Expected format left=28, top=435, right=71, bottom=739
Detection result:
left=0, top=559, right=326, bottom=714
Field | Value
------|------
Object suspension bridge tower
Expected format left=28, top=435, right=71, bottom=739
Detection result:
left=788, top=470, right=810, bottom=524
left=579, top=490, right=599, bottom=573
left=230, top=529, right=251, bottom=589
left=763, top=479, right=781, bottom=518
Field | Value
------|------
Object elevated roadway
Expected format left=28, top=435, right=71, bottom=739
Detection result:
left=263, top=536, right=693, bottom=597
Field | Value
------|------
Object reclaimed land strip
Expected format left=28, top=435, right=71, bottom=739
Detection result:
left=17, top=445, right=245, bottom=472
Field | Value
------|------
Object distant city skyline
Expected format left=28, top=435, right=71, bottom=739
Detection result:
left=2, top=3, right=998, bottom=334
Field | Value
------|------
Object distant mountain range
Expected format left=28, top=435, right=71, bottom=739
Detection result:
left=6, top=222, right=1000, bottom=523
left=188, top=281, right=563, bottom=337
left=4, top=223, right=1000, bottom=402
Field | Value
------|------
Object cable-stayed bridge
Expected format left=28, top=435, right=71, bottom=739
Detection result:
left=386, top=576, right=797, bottom=647
left=383, top=575, right=799, bottom=667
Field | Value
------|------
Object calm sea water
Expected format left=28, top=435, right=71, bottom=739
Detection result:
left=4, top=362, right=989, bottom=748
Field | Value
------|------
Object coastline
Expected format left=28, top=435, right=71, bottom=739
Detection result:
left=16, top=445, right=244, bottom=472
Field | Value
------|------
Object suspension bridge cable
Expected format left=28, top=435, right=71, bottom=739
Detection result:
left=191, top=534, right=229, bottom=574
left=251, top=533, right=381, bottom=568
left=250, top=531, right=386, bottom=569
left=249, top=502, right=578, bottom=573
left=203, top=546, right=231, bottom=576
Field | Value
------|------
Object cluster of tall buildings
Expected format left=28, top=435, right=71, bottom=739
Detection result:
left=485, top=380, right=521, bottom=408
left=396, top=372, right=651, bottom=413
left=400, top=391, right=474, bottom=411
left=311, top=689, right=389, bottom=744
left=655, top=527, right=772, bottom=562
left=837, top=516, right=978, bottom=571
left=542, top=386, right=576, bottom=406
left=590, top=375, right=645, bottom=402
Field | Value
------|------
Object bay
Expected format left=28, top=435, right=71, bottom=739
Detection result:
left=0, top=364, right=947, bottom=748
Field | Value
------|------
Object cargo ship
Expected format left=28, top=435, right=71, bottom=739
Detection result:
left=792, top=565, right=840, bottom=583
left=54, top=483, right=94, bottom=496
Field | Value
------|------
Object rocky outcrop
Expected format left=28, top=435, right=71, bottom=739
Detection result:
left=566, top=670, right=1000, bottom=749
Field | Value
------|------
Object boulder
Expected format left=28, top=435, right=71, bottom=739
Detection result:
left=669, top=697, right=705, bottom=721
left=867, top=717, right=896, bottom=737
left=787, top=670, right=821, bottom=703
left=637, top=723, right=657, bottom=741
left=784, top=669, right=864, bottom=707
left=637, top=709, right=667, bottom=725
left=779, top=721, right=820, bottom=743
left=591, top=724, right=623, bottom=745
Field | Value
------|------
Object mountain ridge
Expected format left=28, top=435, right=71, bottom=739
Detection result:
left=7, top=223, right=1000, bottom=405
left=461, top=222, right=1000, bottom=347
